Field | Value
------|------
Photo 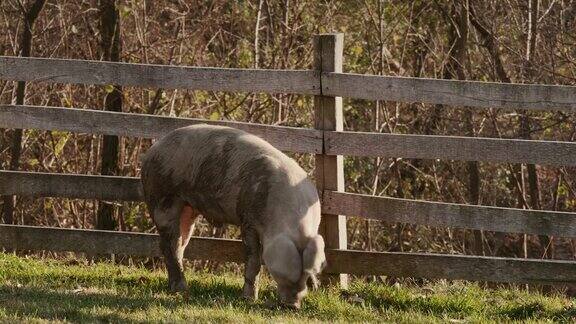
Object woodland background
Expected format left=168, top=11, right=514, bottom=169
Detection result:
left=1, top=0, right=576, bottom=262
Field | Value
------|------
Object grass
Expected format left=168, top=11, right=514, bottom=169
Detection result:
left=0, top=253, right=575, bottom=323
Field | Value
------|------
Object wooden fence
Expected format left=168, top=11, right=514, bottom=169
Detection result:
left=2, top=33, right=576, bottom=285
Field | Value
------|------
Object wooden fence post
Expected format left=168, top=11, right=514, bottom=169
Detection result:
left=313, top=33, right=348, bottom=288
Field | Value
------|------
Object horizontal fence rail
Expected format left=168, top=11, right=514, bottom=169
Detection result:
left=0, top=105, right=323, bottom=154
left=0, top=56, right=319, bottom=95
left=4, top=171, right=576, bottom=237
left=0, top=171, right=142, bottom=201
left=323, top=72, right=576, bottom=112
left=4, top=104, right=574, bottom=163
left=325, top=131, right=576, bottom=166
left=0, top=224, right=243, bottom=263
left=5, top=57, right=576, bottom=113
left=322, top=191, right=576, bottom=238
left=326, top=249, right=576, bottom=284
left=2, top=224, right=576, bottom=284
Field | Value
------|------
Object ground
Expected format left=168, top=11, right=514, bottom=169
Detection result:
left=0, top=253, right=574, bottom=323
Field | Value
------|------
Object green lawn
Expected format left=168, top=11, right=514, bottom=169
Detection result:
left=0, top=252, right=574, bottom=323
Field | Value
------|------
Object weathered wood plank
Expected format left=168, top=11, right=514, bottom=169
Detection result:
left=0, top=105, right=323, bottom=154
left=6, top=171, right=576, bottom=239
left=2, top=224, right=575, bottom=284
left=314, top=34, right=348, bottom=287
left=0, top=56, right=320, bottom=95
left=323, top=72, right=576, bottom=112
left=325, top=249, right=576, bottom=284
left=325, top=131, right=576, bottom=166
left=0, top=224, right=244, bottom=263
left=0, top=171, right=142, bottom=201
left=323, top=191, right=576, bottom=238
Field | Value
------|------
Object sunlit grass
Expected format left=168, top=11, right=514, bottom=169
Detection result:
left=0, top=252, right=574, bottom=323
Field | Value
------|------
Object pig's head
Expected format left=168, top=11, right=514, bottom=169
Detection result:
left=263, top=234, right=326, bottom=309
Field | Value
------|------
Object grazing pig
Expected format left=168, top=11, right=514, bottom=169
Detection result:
left=141, top=124, right=326, bottom=308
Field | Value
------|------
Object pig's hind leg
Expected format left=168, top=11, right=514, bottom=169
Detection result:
left=153, top=196, right=199, bottom=293
left=241, top=225, right=262, bottom=300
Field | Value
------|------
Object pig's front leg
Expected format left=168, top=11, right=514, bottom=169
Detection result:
left=242, top=226, right=262, bottom=300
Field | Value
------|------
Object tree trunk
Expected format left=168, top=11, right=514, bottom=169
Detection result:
left=2, top=0, right=47, bottom=225
left=96, top=0, right=123, bottom=231
left=470, top=3, right=531, bottom=257
left=523, top=0, right=546, bottom=258
left=439, top=0, right=484, bottom=255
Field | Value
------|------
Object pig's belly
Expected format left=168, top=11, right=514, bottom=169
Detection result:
left=200, top=206, right=241, bottom=226
left=182, top=191, right=242, bottom=226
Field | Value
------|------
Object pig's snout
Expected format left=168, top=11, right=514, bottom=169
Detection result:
left=278, top=284, right=307, bottom=310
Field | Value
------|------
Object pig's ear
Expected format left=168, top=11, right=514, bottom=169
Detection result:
left=302, top=235, right=326, bottom=290
left=263, top=235, right=302, bottom=284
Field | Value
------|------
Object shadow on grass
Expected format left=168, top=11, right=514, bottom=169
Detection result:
left=499, top=302, right=576, bottom=322
left=499, top=302, right=546, bottom=320
left=0, top=278, right=292, bottom=322
left=350, top=285, right=576, bottom=322
left=349, top=286, right=477, bottom=319
left=1, top=286, right=150, bottom=322
left=552, top=306, right=576, bottom=322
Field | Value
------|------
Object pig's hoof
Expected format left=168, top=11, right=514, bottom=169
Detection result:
left=169, top=280, right=188, bottom=293
left=242, top=285, right=258, bottom=301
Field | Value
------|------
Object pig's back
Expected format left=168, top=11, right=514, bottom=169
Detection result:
left=141, top=124, right=312, bottom=226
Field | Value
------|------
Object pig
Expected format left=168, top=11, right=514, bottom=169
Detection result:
left=140, top=124, right=326, bottom=308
